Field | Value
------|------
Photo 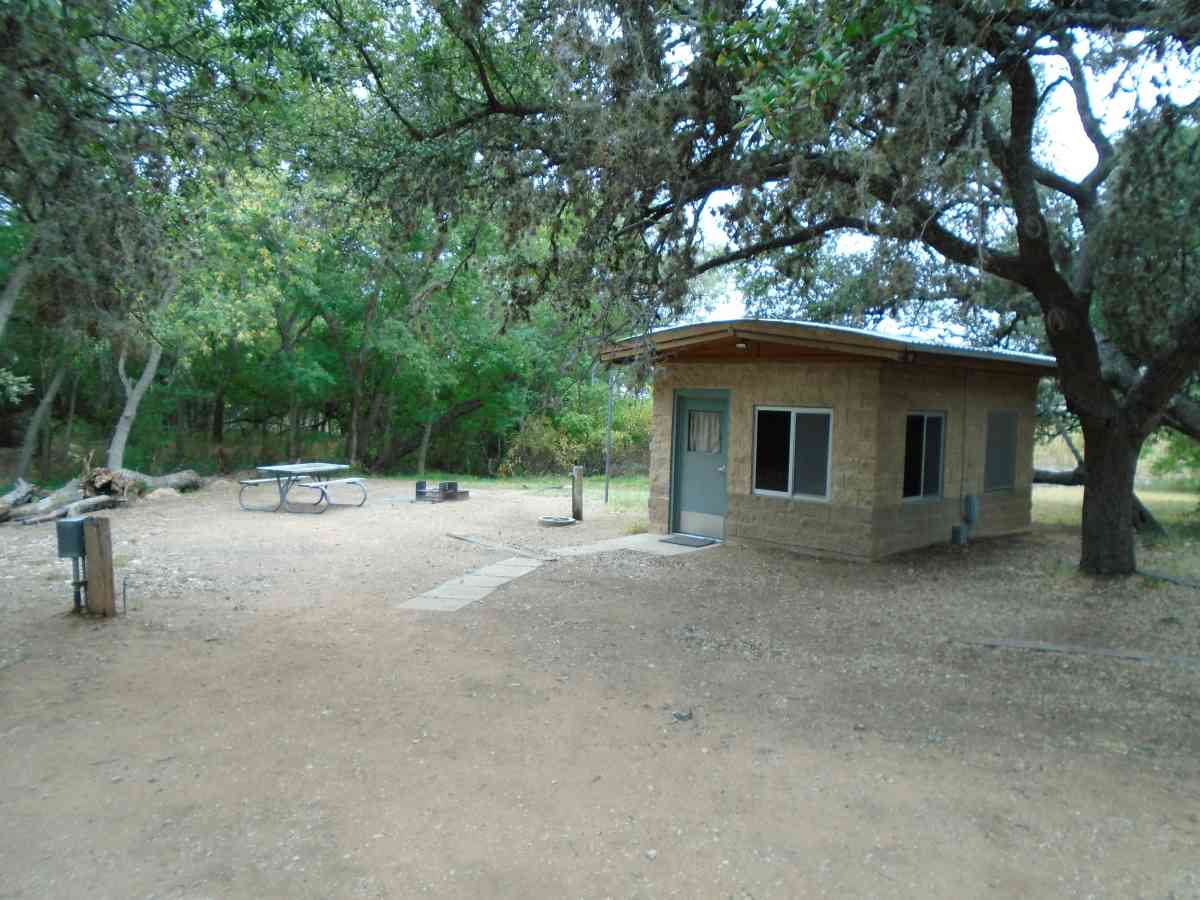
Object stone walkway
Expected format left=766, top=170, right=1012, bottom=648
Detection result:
left=395, top=533, right=715, bottom=612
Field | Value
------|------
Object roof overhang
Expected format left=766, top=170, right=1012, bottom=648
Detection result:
left=601, top=319, right=1058, bottom=377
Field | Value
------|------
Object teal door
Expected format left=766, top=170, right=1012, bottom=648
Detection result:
left=673, top=392, right=729, bottom=539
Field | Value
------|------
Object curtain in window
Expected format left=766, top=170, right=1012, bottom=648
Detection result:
left=688, top=410, right=721, bottom=453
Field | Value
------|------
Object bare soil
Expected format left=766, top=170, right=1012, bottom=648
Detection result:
left=1, top=479, right=1198, bottom=899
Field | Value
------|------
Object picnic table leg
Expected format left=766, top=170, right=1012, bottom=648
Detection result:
left=239, top=480, right=284, bottom=512
left=282, top=475, right=329, bottom=513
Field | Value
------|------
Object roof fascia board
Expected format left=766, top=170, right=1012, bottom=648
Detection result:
left=732, top=328, right=904, bottom=360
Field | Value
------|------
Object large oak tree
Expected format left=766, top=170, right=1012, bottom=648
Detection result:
left=301, top=0, right=1198, bottom=573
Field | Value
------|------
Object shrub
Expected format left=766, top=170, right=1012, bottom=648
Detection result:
left=500, top=393, right=652, bottom=476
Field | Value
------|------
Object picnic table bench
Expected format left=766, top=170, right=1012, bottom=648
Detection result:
left=238, top=463, right=367, bottom=513
left=292, top=477, right=367, bottom=509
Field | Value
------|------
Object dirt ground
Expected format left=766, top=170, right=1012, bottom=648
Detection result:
left=1, top=478, right=1198, bottom=899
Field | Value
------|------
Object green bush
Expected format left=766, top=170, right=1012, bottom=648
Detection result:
left=500, top=392, right=652, bottom=476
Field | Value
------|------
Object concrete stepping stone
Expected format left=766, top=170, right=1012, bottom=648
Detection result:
left=394, top=557, right=544, bottom=611
left=395, top=538, right=711, bottom=612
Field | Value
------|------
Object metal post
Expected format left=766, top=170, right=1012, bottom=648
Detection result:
left=604, top=370, right=614, bottom=504
left=71, top=557, right=83, bottom=612
left=572, top=466, right=584, bottom=521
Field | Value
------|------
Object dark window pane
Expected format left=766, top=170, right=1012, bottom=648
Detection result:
left=754, top=410, right=791, bottom=493
left=902, top=414, right=924, bottom=498
left=923, top=415, right=943, bottom=497
left=985, top=411, right=1018, bottom=491
left=792, top=413, right=831, bottom=496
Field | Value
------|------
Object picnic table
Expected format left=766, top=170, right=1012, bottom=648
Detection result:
left=238, top=462, right=366, bottom=513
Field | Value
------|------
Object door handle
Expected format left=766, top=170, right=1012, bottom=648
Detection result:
left=716, top=465, right=726, bottom=473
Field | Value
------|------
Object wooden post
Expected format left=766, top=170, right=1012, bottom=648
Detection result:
left=571, top=466, right=584, bottom=522
left=604, top=370, right=614, bottom=505
left=82, top=516, right=116, bottom=617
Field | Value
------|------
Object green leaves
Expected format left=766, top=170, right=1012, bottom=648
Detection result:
left=720, top=0, right=931, bottom=135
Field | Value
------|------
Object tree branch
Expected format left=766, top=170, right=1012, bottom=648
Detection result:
left=1123, top=335, right=1200, bottom=439
left=692, top=217, right=863, bottom=275
left=1003, top=3, right=1198, bottom=48
left=1098, top=332, right=1200, bottom=441
left=1054, top=34, right=1117, bottom=198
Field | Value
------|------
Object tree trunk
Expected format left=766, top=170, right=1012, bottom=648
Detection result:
left=361, top=390, right=392, bottom=470
left=175, top=395, right=188, bottom=465
left=211, top=381, right=225, bottom=444
left=1077, top=415, right=1141, bottom=575
left=1132, top=494, right=1166, bottom=537
left=15, top=366, right=66, bottom=482
left=416, top=417, right=434, bottom=476
left=1034, top=465, right=1164, bottom=535
left=40, top=390, right=54, bottom=477
left=61, top=372, right=79, bottom=464
left=379, top=397, right=489, bottom=470
left=209, top=330, right=235, bottom=446
left=107, top=341, right=164, bottom=471
left=346, top=389, right=361, bottom=466
left=287, top=396, right=301, bottom=460
left=211, top=384, right=225, bottom=448
left=0, top=256, right=33, bottom=345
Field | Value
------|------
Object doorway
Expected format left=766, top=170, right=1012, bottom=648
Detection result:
left=672, top=391, right=729, bottom=539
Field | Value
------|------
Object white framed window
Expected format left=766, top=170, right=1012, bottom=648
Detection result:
left=984, top=410, right=1019, bottom=492
left=903, top=411, right=944, bottom=500
left=753, top=407, right=833, bottom=500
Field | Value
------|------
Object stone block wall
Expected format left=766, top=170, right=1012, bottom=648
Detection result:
left=650, top=356, right=1041, bottom=560
left=650, top=360, right=883, bottom=557
left=870, top=364, right=1038, bottom=557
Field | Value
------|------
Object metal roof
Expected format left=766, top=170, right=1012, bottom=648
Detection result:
left=604, top=318, right=1057, bottom=371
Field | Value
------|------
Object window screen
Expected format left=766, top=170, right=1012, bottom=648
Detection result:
left=984, top=410, right=1018, bottom=491
left=753, top=408, right=831, bottom=498
left=792, top=413, right=831, bottom=497
left=687, top=410, right=721, bottom=454
left=903, top=412, right=944, bottom=499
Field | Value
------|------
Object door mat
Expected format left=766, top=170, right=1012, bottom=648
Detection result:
left=660, top=534, right=718, bottom=548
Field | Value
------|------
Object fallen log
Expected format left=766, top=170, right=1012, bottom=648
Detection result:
left=0, top=478, right=37, bottom=521
left=1, top=478, right=35, bottom=508
left=80, top=467, right=203, bottom=498
left=113, top=468, right=203, bottom=492
left=82, top=467, right=140, bottom=498
left=3, top=469, right=204, bottom=525
left=14, top=478, right=83, bottom=519
left=16, top=495, right=125, bottom=525
left=1033, top=466, right=1085, bottom=486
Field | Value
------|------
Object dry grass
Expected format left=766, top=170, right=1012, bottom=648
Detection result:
left=1033, top=484, right=1200, bottom=581
left=1033, top=484, right=1199, bottom=527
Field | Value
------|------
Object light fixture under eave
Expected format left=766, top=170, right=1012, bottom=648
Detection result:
left=735, top=341, right=748, bottom=350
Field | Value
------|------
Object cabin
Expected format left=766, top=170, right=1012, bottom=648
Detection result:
left=602, top=319, right=1057, bottom=559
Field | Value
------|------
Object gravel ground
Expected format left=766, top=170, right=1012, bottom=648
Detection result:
left=0, top=478, right=1198, bottom=899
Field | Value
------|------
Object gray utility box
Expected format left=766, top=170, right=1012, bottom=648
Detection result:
left=56, top=516, right=88, bottom=559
